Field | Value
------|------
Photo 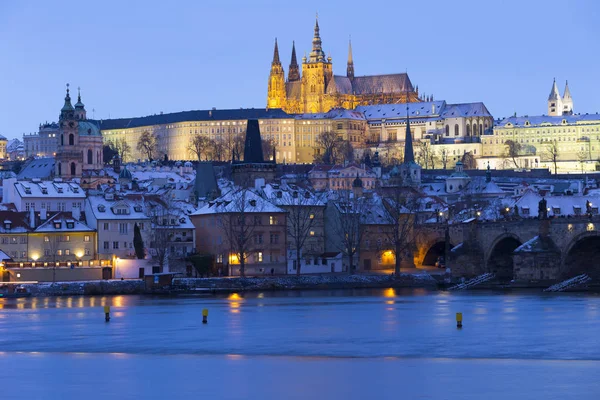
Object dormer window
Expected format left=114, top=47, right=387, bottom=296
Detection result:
left=249, top=199, right=257, bottom=207
left=4, top=220, right=11, bottom=230
left=134, top=205, right=142, bottom=212
left=54, top=222, right=61, bottom=229
left=67, top=222, right=74, bottom=229
left=552, top=207, right=561, bottom=214
left=98, top=205, right=106, bottom=212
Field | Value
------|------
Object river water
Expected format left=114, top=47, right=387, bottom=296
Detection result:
left=0, top=289, right=599, bottom=399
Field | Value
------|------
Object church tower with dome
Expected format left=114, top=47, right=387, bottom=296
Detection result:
left=55, top=84, right=104, bottom=180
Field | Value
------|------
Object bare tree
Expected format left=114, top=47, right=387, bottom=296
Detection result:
left=218, top=189, right=265, bottom=277
left=209, top=138, right=226, bottom=161
left=329, top=191, right=370, bottom=274
left=315, top=131, right=340, bottom=164
left=577, top=149, right=589, bottom=174
left=137, top=131, right=157, bottom=161
left=336, top=140, right=354, bottom=164
left=415, top=141, right=431, bottom=169
left=542, top=140, right=560, bottom=174
left=108, top=138, right=132, bottom=162
left=428, top=147, right=438, bottom=169
left=461, top=151, right=477, bottom=169
left=283, top=189, right=325, bottom=275
left=379, top=191, right=421, bottom=275
left=261, top=138, right=276, bottom=161
left=42, top=235, right=61, bottom=283
left=188, top=134, right=212, bottom=161
left=504, top=139, right=522, bottom=169
left=438, top=147, right=449, bottom=169
left=146, top=198, right=182, bottom=273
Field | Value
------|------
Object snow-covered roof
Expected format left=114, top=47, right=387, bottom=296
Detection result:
left=86, top=195, right=150, bottom=221
left=514, top=190, right=600, bottom=217
left=261, top=183, right=325, bottom=207
left=35, top=212, right=94, bottom=233
left=192, top=189, right=285, bottom=216
left=12, top=179, right=85, bottom=199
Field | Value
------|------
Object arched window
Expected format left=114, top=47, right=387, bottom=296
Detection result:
left=479, top=124, right=483, bottom=136
left=445, top=125, right=449, bottom=136
left=70, top=162, right=76, bottom=176
left=58, top=163, right=62, bottom=175
left=466, top=125, right=471, bottom=136
left=69, top=134, right=74, bottom=146
left=61, top=135, right=64, bottom=146
left=87, top=149, right=93, bottom=164
left=454, top=124, right=459, bottom=136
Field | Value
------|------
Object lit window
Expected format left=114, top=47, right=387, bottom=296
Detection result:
left=310, top=231, right=315, bottom=236
left=257, top=252, right=263, bottom=262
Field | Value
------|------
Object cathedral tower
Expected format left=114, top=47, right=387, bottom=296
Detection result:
left=288, top=41, right=300, bottom=82
left=301, top=16, right=333, bottom=113
left=346, top=38, right=354, bottom=80
left=547, top=78, right=563, bottom=116
left=562, top=80, right=573, bottom=115
left=55, top=84, right=104, bottom=179
left=267, top=38, right=286, bottom=109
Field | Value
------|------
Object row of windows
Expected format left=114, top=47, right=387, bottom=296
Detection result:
left=1, top=235, right=90, bottom=244
left=46, top=248, right=91, bottom=256
left=103, top=241, right=133, bottom=250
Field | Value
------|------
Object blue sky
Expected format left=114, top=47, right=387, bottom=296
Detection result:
left=0, top=0, right=598, bottom=140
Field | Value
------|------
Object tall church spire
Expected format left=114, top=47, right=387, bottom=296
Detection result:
left=288, top=41, right=300, bottom=82
left=74, top=86, right=87, bottom=120
left=309, top=14, right=326, bottom=62
left=272, top=38, right=281, bottom=65
left=548, top=78, right=560, bottom=101
left=403, top=102, right=415, bottom=163
left=562, top=80, right=573, bottom=115
left=60, top=83, right=75, bottom=121
left=346, top=37, right=354, bottom=79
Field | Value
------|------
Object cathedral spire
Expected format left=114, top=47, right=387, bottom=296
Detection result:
left=310, top=14, right=325, bottom=62
left=272, top=38, right=281, bottom=65
left=563, top=80, right=572, bottom=100
left=288, top=41, right=300, bottom=82
left=403, top=102, right=415, bottom=163
left=347, top=37, right=354, bottom=80
left=548, top=78, right=560, bottom=101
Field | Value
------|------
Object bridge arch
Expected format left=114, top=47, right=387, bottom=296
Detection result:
left=561, top=230, right=600, bottom=279
left=486, top=233, right=523, bottom=281
left=420, top=240, right=453, bottom=267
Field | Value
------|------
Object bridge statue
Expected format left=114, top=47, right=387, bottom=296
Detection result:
left=538, top=197, right=548, bottom=219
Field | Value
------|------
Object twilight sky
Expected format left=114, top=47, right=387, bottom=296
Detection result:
left=0, top=0, right=598, bottom=140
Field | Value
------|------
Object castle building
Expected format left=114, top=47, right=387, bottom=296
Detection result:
left=55, top=85, right=103, bottom=179
left=481, top=80, right=600, bottom=172
left=548, top=79, right=573, bottom=116
left=267, top=17, right=421, bottom=114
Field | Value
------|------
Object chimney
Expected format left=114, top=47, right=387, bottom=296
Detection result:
left=30, top=207, right=35, bottom=229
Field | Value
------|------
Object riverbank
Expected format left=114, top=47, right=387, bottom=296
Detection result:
left=10, top=272, right=598, bottom=297
left=12, top=273, right=440, bottom=297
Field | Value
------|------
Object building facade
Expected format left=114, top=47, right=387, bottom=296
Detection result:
left=2, top=178, right=85, bottom=212
left=267, top=18, right=420, bottom=114
left=24, top=123, right=59, bottom=158
left=55, top=86, right=104, bottom=179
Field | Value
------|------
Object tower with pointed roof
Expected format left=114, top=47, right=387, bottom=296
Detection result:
left=288, top=41, right=300, bottom=82
left=55, top=84, right=104, bottom=180
left=267, top=38, right=286, bottom=109
left=562, top=80, right=573, bottom=115
left=301, top=15, right=333, bottom=113
left=548, top=78, right=563, bottom=116
left=266, top=16, right=420, bottom=114
left=231, top=119, right=276, bottom=187
left=346, top=38, right=354, bottom=80
left=399, top=102, right=421, bottom=187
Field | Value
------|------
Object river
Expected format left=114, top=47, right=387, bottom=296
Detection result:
left=0, top=289, right=599, bottom=399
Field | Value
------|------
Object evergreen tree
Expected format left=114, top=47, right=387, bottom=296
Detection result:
left=133, top=223, right=145, bottom=259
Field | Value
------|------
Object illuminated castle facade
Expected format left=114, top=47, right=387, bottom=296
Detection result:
left=267, top=18, right=421, bottom=114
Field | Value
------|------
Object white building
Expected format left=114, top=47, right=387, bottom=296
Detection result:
left=84, top=193, right=151, bottom=260
left=2, top=178, right=85, bottom=212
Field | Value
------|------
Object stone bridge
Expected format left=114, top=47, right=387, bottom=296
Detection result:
left=413, top=217, right=600, bottom=282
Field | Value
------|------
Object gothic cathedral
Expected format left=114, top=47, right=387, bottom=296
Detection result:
left=267, top=17, right=421, bottom=114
